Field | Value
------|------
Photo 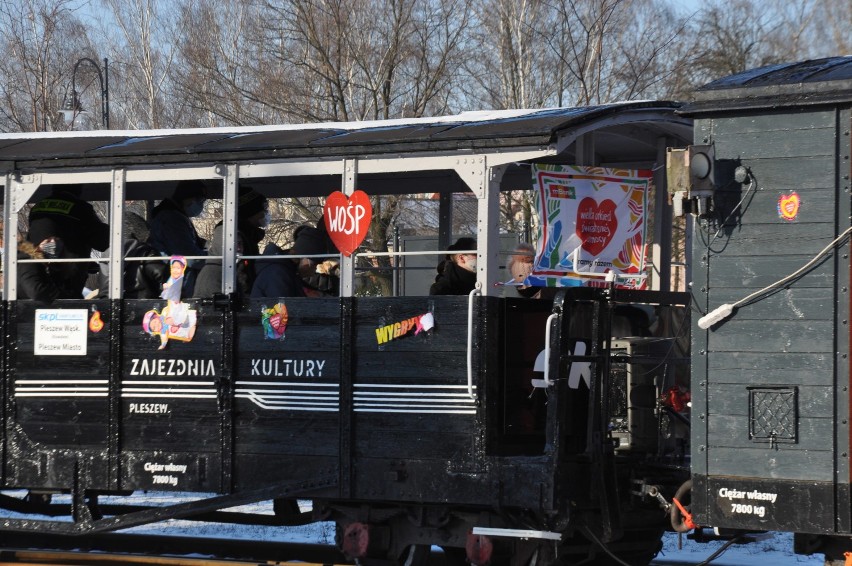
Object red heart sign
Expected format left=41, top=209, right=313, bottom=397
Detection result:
left=323, top=190, right=373, bottom=257
left=576, top=197, right=618, bottom=256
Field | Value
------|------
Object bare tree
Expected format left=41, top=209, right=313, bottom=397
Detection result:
left=688, top=0, right=812, bottom=81
left=0, top=0, right=92, bottom=132
left=95, top=0, right=179, bottom=129
left=171, top=0, right=278, bottom=127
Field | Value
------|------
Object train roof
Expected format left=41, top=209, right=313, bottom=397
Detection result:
left=681, top=56, right=852, bottom=115
left=0, top=102, right=690, bottom=173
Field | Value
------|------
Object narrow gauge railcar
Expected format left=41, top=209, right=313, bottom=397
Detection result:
left=679, top=56, right=852, bottom=564
left=0, top=105, right=693, bottom=565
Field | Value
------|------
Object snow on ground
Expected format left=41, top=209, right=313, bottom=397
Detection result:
left=0, top=491, right=830, bottom=565
left=655, top=531, right=824, bottom=565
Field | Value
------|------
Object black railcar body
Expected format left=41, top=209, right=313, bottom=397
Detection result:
left=13, top=56, right=852, bottom=564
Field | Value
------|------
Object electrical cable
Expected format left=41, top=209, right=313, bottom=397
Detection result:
left=579, top=525, right=633, bottom=566
left=698, top=226, right=852, bottom=329
left=693, top=535, right=745, bottom=566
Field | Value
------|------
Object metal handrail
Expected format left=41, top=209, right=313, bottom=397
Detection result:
left=466, top=286, right=482, bottom=399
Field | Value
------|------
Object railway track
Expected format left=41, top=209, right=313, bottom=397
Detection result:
left=0, top=533, right=350, bottom=566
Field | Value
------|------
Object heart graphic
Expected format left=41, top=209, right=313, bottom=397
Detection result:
left=778, top=192, right=800, bottom=221
left=576, top=197, right=618, bottom=256
left=323, top=190, right=373, bottom=257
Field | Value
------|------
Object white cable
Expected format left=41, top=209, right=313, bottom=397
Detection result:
left=698, top=226, right=852, bottom=329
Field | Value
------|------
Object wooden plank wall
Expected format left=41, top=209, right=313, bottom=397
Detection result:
left=694, top=108, right=846, bottom=483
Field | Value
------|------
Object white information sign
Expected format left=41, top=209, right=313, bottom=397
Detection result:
left=34, top=309, right=88, bottom=356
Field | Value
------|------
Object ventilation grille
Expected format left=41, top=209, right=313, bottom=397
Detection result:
left=748, top=387, right=798, bottom=444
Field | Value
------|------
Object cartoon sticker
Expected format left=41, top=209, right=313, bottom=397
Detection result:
left=142, top=256, right=198, bottom=350
left=261, top=303, right=289, bottom=340
left=375, top=313, right=434, bottom=345
left=778, top=192, right=800, bottom=221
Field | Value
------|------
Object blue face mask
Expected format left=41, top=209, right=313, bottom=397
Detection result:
left=184, top=199, right=204, bottom=218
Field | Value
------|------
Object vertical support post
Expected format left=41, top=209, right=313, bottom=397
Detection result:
left=683, top=215, right=693, bottom=291
left=221, top=165, right=238, bottom=294
left=107, top=169, right=125, bottom=490
left=392, top=224, right=400, bottom=297
left=576, top=133, right=595, bottom=166
left=2, top=173, right=13, bottom=301
left=340, top=159, right=357, bottom=298
left=108, top=169, right=126, bottom=299
left=438, top=192, right=452, bottom=250
left=652, top=137, right=672, bottom=292
left=475, top=162, right=505, bottom=297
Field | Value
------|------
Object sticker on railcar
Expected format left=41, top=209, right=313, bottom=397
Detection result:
left=261, top=303, right=288, bottom=340
left=34, top=309, right=88, bottom=355
left=142, top=256, right=199, bottom=350
left=375, top=312, right=434, bottom=345
left=777, top=192, right=801, bottom=221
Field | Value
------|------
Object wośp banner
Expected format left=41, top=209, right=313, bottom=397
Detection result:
left=528, top=164, right=651, bottom=289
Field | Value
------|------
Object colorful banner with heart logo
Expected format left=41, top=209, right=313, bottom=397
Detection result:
left=528, top=164, right=651, bottom=289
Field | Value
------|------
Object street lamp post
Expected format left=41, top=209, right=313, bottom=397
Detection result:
left=66, top=57, right=110, bottom=129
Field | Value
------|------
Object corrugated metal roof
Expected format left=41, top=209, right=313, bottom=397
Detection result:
left=681, top=56, right=852, bottom=115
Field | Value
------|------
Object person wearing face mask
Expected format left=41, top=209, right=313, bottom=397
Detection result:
left=28, top=185, right=110, bottom=260
left=194, top=186, right=268, bottom=298
left=18, top=217, right=84, bottom=302
left=147, top=180, right=208, bottom=296
left=429, top=237, right=478, bottom=296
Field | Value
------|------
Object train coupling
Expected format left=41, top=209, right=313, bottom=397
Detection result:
left=630, top=480, right=670, bottom=512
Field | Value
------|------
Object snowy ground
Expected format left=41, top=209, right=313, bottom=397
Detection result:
left=654, top=531, right=824, bottom=565
left=0, top=491, right=829, bottom=565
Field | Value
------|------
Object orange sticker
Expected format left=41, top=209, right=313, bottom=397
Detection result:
left=778, top=192, right=800, bottom=221
left=89, top=308, right=104, bottom=333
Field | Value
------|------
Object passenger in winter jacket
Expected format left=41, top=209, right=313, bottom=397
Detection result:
left=16, top=240, right=65, bottom=303
left=28, top=184, right=110, bottom=259
left=23, top=216, right=90, bottom=300
left=290, top=223, right=339, bottom=297
left=429, top=237, right=477, bottom=296
left=96, top=212, right=168, bottom=299
left=194, top=186, right=267, bottom=298
left=250, top=243, right=306, bottom=299
left=147, top=180, right=208, bottom=296
left=19, top=217, right=85, bottom=302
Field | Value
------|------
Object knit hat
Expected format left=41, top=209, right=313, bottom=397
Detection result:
left=27, top=216, right=62, bottom=245
left=238, top=185, right=267, bottom=219
left=172, top=180, right=207, bottom=201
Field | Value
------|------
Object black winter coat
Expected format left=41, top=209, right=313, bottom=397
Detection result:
left=250, top=244, right=305, bottom=299
left=429, top=260, right=476, bottom=295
